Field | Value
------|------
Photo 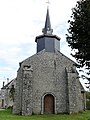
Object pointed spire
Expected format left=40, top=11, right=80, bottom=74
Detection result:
left=42, top=7, right=53, bottom=35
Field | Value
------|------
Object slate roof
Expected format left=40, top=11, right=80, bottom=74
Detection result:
left=1, top=80, right=14, bottom=89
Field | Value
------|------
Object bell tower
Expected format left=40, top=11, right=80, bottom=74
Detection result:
left=35, top=7, right=60, bottom=53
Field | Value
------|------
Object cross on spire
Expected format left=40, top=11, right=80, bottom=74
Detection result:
left=46, top=0, right=50, bottom=4
left=46, top=0, right=50, bottom=8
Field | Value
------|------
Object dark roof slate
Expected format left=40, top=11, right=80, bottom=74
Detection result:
left=1, top=80, right=13, bottom=89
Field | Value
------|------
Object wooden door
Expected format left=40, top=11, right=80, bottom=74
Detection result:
left=44, top=94, right=54, bottom=114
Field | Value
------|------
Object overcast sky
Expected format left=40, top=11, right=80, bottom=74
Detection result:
left=0, top=0, right=78, bottom=88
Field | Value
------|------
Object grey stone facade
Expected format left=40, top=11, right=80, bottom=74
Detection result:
left=13, top=51, right=86, bottom=115
left=13, top=7, right=86, bottom=116
left=1, top=79, right=16, bottom=108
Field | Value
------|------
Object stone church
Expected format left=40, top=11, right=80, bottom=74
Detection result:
left=13, top=8, right=86, bottom=116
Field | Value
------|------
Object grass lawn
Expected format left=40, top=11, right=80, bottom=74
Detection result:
left=0, top=109, right=90, bottom=120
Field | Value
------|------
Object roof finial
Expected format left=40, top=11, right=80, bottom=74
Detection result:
left=46, top=0, right=50, bottom=8
left=42, top=0, right=53, bottom=35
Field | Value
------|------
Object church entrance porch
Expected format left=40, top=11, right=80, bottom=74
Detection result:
left=44, top=94, right=55, bottom=114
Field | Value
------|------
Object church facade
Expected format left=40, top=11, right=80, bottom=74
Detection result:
left=13, top=8, right=86, bottom=116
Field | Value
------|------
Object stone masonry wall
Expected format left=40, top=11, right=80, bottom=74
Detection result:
left=13, top=51, right=85, bottom=115
left=66, top=69, right=85, bottom=113
left=13, top=68, right=23, bottom=115
left=22, top=51, right=75, bottom=114
left=21, top=66, right=33, bottom=116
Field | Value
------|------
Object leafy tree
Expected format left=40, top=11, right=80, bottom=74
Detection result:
left=66, top=0, right=90, bottom=69
left=86, top=92, right=90, bottom=109
left=66, top=0, right=90, bottom=89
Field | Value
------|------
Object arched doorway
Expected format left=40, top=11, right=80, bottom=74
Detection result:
left=44, top=94, right=54, bottom=114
